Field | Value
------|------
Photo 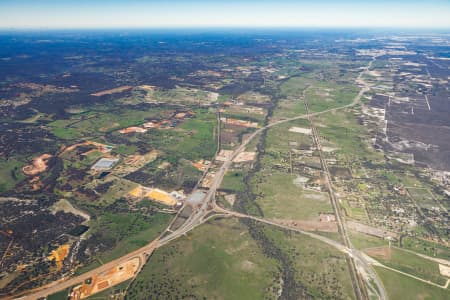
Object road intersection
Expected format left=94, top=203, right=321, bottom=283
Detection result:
left=13, top=56, right=392, bottom=300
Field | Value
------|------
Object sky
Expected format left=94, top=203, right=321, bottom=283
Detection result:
left=0, top=0, right=449, bottom=29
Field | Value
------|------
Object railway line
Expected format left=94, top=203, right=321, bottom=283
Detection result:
left=14, top=57, right=387, bottom=300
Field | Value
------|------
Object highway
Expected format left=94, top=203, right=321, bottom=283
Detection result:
left=14, top=57, right=384, bottom=300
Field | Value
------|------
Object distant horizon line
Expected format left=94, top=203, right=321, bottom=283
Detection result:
left=1, top=26, right=449, bottom=32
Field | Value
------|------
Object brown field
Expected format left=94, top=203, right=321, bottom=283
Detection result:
left=364, top=246, right=392, bottom=260
left=233, top=151, right=256, bottom=163
left=215, top=149, right=233, bottom=162
left=22, top=154, right=53, bottom=176
left=90, top=85, right=133, bottom=97
left=220, top=117, right=259, bottom=128
left=69, top=257, right=140, bottom=299
left=112, top=150, right=158, bottom=177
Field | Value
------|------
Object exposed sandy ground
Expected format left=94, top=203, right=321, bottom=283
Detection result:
left=22, top=154, right=52, bottom=176
left=288, top=126, right=312, bottom=135
left=347, top=221, right=398, bottom=240
left=90, top=85, right=133, bottom=97
left=272, top=218, right=338, bottom=232
left=69, top=257, right=140, bottom=299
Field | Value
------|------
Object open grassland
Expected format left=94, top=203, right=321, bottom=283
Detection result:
left=250, top=120, right=332, bottom=220
left=253, top=172, right=332, bottom=220
left=366, top=247, right=447, bottom=285
left=174, top=111, right=217, bottom=161
left=126, top=218, right=279, bottom=300
left=305, top=83, right=358, bottom=113
left=263, top=225, right=355, bottom=299
left=275, top=72, right=359, bottom=119
left=374, top=266, right=449, bottom=300
left=349, top=231, right=389, bottom=250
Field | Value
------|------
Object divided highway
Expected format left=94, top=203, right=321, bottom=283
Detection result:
left=15, top=57, right=385, bottom=300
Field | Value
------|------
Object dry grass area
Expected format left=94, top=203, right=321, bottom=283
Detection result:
left=347, top=221, right=398, bottom=240
left=365, top=246, right=392, bottom=260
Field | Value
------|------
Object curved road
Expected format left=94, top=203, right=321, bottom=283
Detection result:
left=15, top=57, right=385, bottom=300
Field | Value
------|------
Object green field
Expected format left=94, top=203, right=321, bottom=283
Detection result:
left=275, top=74, right=359, bottom=119
left=265, top=120, right=312, bottom=153
left=248, top=118, right=332, bottom=220
left=253, top=171, right=332, bottom=220
left=47, top=289, right=70, bottom=300
left=349, top=231, right=389, bottom=250
left=366, top=247, right=447, bottom=285
left=133, top=109, right=217, bottom=162
left=0, top=158, right=26, bottom=192
left=126, top=218, right=279, bottom=300
left=221, top=170, right=247, bottom=192
left=375, top=266, right=448, bottom=300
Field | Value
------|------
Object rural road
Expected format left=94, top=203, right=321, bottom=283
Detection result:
left=14, top=57, right=386, bottom=300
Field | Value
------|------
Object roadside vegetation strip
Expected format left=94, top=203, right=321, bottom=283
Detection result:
left=21, top=56, right=376, bottom=300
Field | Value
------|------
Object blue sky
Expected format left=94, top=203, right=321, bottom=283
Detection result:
left=0, top=0, right=449, bottom=29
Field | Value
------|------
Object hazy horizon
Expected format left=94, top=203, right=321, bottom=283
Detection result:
left=1, top=0, right=449, bottom=29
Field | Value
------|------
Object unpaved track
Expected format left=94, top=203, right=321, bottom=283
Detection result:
left=14, top=57, right=385, bottom=300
